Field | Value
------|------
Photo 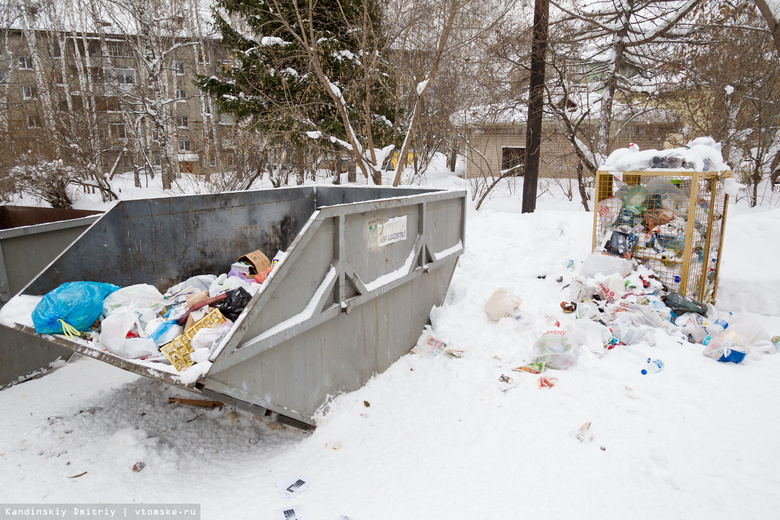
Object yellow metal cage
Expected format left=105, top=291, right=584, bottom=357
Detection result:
left=592, top=169, right=731, bottom=303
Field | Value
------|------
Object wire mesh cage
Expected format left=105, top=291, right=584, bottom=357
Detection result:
left=592, top=169, right=731, bottom=303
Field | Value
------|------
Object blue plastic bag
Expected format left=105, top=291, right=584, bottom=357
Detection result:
left=32, top=281, right=120, bottom=335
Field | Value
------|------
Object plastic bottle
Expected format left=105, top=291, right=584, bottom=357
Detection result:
left=641, top=358, right=664, bottom=375
left=544, top=314, right=560, bottom=328
left=675, top=312, right=721, bottom=344
left=713, top=311, right=732, bottom=331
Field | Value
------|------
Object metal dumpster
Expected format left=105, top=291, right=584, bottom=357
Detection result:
left=7, top=186, right=466, bottom=426
left=0, top=206, right=103, bottom=388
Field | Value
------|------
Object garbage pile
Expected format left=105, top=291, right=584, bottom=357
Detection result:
left=483, top=252, right=778, bottom=377
left=28, top=249, right=286, bottom=373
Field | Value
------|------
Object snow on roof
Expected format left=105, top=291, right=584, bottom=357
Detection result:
left=451, top=98, right=680, bottom=129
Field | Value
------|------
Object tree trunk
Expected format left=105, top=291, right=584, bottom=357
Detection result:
left=522, top=0, right=549, bottom=214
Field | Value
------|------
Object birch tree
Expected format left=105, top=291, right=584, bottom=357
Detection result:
left=675, top=1, right=780, bottom=206
left=389, top=0, right=520, bottom=185
left=549, top=0, right=701, bottom=168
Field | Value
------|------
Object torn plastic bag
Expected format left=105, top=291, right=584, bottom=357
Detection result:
left=215, top=287, right=252, bottom=321
left=32, top=281, right=120, bottom=334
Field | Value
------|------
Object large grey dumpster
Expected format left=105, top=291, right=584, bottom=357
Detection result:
left=0, top=206, right=102, bottom=388
left=7, top=186, right=466, bottom=426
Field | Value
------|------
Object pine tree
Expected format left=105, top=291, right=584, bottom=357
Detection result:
left=199, top=0, right=398, bottom=183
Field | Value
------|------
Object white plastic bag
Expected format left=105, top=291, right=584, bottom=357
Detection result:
left=727, top=312, right=775, bottom=354
left=531, top=330, right=579, bottom=369
left=102, top=284, right=164, bottom=318
left=100, top=309, right=158, bottom=359
left=484, top=287, right=522, bottom=321
left=209, top=273, right=257, bottom=298
left=165, top=275, right=217, bottom=297
left=703, top=330, right=748, bottom=363
left=191, top=321, right=232, bottom=352
left=611, top=314, right=656, bottom=346
left=565, top=320, right=615, bottom=355
left=595, top=273, right=625, bottom=303
left=579, top=253, right=633, bottom=278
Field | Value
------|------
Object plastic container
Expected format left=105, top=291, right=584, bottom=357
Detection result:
left=4, top=187, right=466, bottom=427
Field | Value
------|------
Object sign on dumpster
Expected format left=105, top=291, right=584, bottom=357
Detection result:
left=368, top=215, right=407, bottom=250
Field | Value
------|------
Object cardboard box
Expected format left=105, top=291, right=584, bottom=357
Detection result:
left=237, top=250, right=270, bottom=275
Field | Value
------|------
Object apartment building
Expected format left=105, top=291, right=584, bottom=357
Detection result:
left=1, top=21, right=239, bottom=180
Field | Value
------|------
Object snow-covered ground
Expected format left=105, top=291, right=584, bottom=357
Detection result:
left=2, top=163, right=780, bottom=520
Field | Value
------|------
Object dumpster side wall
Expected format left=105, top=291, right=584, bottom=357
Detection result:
left=0, top=212, right=101, bottom=388
left=204, top=191, right=465, bottom=425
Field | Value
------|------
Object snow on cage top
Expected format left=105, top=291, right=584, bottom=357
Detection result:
left=602, top=137, right=730, bottom=173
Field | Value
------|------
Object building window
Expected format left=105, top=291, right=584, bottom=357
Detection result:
left=108, top=41, right=129, bottom=57
left=176, top=89, right=186, bottom=100
left=153, top=154, right=161, bottom=166
left=178, top=139, right=190, bottom=151
left=89, top=67, right=103, bottom=83
left=22, top=85, right=35, bottom=100
left=209, top=153, right=216, bottom=167
left=0, top=70, right=6, bottom=83
left=19, top=56, right=34, bottom=70
left=105, top=97, right=121, bottom=112
left=110, top=123, right=126, bottom=139
left=27, top=115, right=41, bottom=128
left=203, top=102, right=211, bottom=115
left=176, top=62, right=185, bottom=75
left=501, top=146, right=525, bottom=175
left=52, top=42, right=62, bottom=58
left=176, top=116, right=188, bottom=128
left=225, top=152, right=235, bottom=166
left=115, top=68, right=136, bottom=85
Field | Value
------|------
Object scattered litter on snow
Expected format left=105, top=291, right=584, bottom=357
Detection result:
left=0, top=154, right=779, bottom=520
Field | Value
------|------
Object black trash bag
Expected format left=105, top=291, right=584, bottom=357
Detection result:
left=216, top=287, right=252, bottom=321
